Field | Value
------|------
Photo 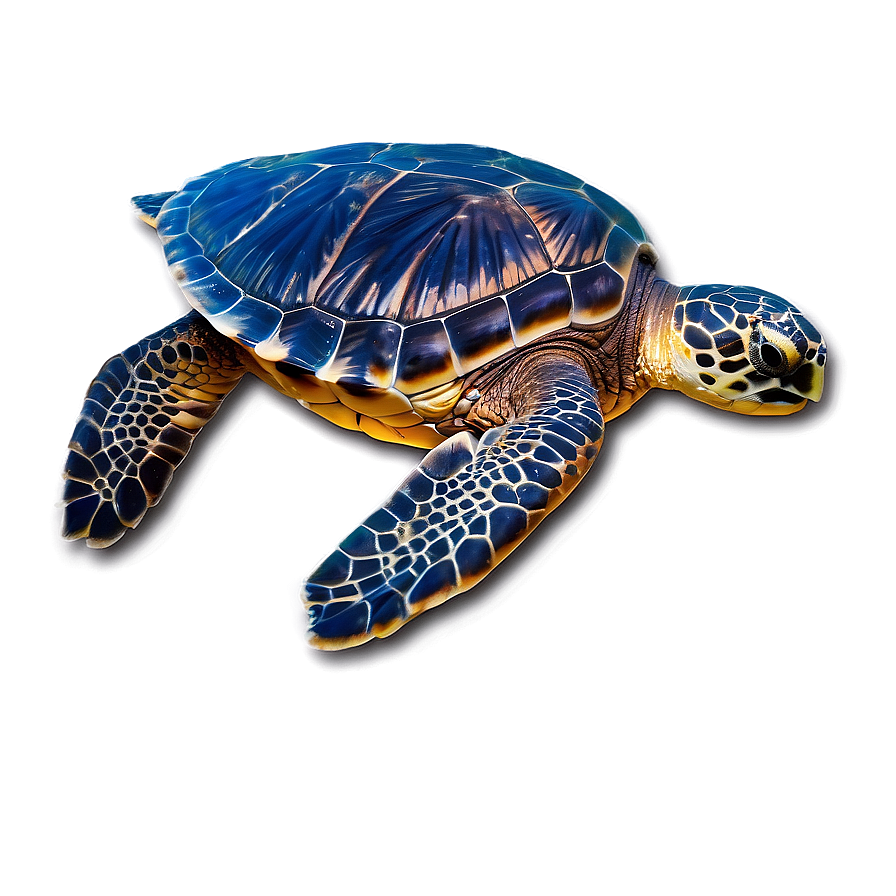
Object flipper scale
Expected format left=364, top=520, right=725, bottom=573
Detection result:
left=303, top=359, right=603, bottom=649
left=62, top=311, right=246, bottom=547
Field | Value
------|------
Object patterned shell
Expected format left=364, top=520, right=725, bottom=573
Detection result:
left=152, top=143, right=654, bottom=394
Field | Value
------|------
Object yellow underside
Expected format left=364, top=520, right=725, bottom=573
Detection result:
left=247, top=354, right=448, bottom=449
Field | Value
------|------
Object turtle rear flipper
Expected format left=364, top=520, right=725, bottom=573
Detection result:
left=303, top=356, right=604, bottom=649
left=131, top=191, right=177, bottom=228
left=62, top=311, right=247, bottom=547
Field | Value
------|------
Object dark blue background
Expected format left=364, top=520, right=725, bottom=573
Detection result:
left=0, top=2, right=894, bottom=894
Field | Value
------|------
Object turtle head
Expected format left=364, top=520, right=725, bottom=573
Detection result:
left=653, top=284, right=826, bottom=415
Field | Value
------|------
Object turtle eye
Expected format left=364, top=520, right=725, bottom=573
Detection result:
left=760, top=342, right=784, bottom=369
left=749, top=321, right=802, bottom=377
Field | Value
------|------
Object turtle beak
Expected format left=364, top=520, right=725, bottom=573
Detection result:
left=783, top=353, right=825, bottom=403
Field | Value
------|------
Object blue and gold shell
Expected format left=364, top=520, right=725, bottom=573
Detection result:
left=67, top=144, right=826, bottom=648
left=143, top=144, right=653, bottom=407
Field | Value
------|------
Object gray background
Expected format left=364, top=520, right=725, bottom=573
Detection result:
left=3, top=2, right=892, bottom=893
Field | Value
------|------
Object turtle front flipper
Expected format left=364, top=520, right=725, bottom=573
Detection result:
left=62, top=310, right=247, bottom=547
left=303, top=356, right=604, bottom=649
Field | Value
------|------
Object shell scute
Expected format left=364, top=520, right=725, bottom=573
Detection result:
left=394, top=319, right=460, bottom=395
left=414, top=160, right=525, bottom=188
left=506, top=273, right=573, bottom=346
left=513, top=182, right=615, bottom=272
left=257, top=306, right=343, bottom=367
left=503, top=155, right=585, bottom=190
left=187, top=162, right=322, bottom=256
left=212, top=297, right=282, bottom=343
left=203, top=164, right=395, bottom=311
left=325, top=319, right=403, bottom=389
left=314, top=171, right=550, bottom=321
left=569, top=264, right=626, bottom=324
left=581, top=184, right=648, bottom=244
left=157, top=205, right=190, bottom=239
left=162, top=232, right=204, bottom=265
left=173, top=254, right=217, bottom=286
left=603, top=225, right=642, bottom=276
left=444, top=296, right=514, bottom=375
left=154, top=143, right=654, bottom=404
left=185, top=277, right=242, bottom=316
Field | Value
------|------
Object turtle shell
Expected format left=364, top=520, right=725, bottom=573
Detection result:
left=153, top=143, right=654, bottom=395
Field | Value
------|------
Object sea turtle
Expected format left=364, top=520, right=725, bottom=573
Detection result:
left=62, top=143, right=827, bottom=649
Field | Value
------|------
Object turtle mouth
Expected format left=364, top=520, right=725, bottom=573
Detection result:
left=755, top=387, right=807, bottom=405
left=727, top=393, right=808, bottom=416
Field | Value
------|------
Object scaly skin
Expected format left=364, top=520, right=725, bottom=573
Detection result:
left=303, top=353, right=603, bottom=649
left=62, top=312, right=247, bottom=546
